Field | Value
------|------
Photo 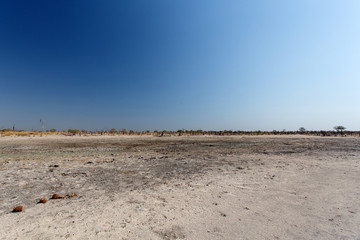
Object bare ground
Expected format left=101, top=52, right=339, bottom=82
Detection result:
left=0, top=135, right=359, bottom=239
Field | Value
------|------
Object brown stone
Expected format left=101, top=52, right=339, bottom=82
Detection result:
left=52, top=194, right=61, bottom=199
left=65, top=193, right=79, bottom=198
left=39, top=198, right=47, bottom=203
left=13, top=206, right=23, bottom=212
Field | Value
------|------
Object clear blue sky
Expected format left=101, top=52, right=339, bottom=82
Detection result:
left=1, top=0, right=359, bottom=131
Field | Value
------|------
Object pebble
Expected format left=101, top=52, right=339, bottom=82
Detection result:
left=12, top=206, right=23, bottom=212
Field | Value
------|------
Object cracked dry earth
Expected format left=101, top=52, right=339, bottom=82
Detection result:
left=0, top=135, right=360, bottom=240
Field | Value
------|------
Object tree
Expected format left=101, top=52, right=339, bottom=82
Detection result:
left=121, top=128, right=127, bottom=135
left=109, top=128, right=117, bottom=134
left=299, top=127, right=306, bottom=133
left=334, top=126, right=346, bottom=135
left=177, top=129, right=183, bottom=136
left=1, top=128, right=12, bottom=132
left=68, top=129, right=80, bottom=135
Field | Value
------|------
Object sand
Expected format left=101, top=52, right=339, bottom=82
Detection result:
left=0, top=135, right=359, bottom=239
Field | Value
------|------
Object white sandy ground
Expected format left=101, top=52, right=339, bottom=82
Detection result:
left=0, top=135, right=360, bottom=239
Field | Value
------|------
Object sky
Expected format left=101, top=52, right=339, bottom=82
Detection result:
left=1, top=0, right=360, bottom=131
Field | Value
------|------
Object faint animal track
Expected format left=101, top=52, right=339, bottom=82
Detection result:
left=156, top=225, right=186, bottom=240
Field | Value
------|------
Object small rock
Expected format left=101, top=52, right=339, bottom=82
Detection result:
left=12, top=206, right=23, bottom=212
left=66, top=193, right=78, bottom=198
left=52, top=194, right=63, bottom=199
left=39, top=198, right=47, bottom=203
left=49, top=165, right=59, bottom=168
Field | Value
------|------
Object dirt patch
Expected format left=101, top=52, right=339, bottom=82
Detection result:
left=0, top=135, right=360, bottom=239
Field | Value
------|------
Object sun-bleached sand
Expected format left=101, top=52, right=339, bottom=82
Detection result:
left=0, top=135, right=359, bottom=240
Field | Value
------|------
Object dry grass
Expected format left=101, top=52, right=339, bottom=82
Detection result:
left=0, top=131, right=67, bottom=137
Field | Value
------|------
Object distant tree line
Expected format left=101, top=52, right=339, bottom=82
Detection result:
left=60, top=125, right=356, bottom=137
left=1, top=126, right=358, bottom=137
